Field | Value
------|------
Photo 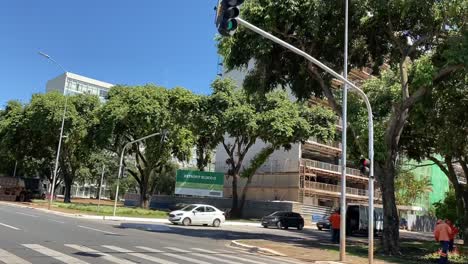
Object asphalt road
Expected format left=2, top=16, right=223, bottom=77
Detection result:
left=0, top=203, right=305, bottom=264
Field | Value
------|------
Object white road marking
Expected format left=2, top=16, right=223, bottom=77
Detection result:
left=166, top=247, right=240, bottom=264
left=191, top=248, right=267, bottom=264
left=103, top=245, right=178, bottom=264
left=138, top=246, right=212, bottom=264
left=22, top=244, right=89, bottom=264
left=219, top=249, right=305, bottom=264
left=14, top=212, right=38, bottom=218
left=65, top=244, right=135, bottom=264
left=49, top=219, right=65, bottom=224
left=0, top=248, right=32, bottom=264
left=77, top=225, right=117, bottom=235
left=0, top=223, right=20, bottom=230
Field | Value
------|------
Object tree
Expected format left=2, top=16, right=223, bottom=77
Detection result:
left=208, top=78, right=336, bottom=217
left=395, top=170, right=432, bottom=206
left=433, top=190, right=459, bottom=227
left=20, top=92, right=101, bottom=203
left=0, top=101, right=26, bottom=176
left=218, top=0, right=466, bottom=253
left=98, top=85, right=195, bottom=208
left=192, top=95, right=220, bottom=171
left=402, top=67, right=468, bottom=244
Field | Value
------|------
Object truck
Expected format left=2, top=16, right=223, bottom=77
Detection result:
left=23, top=178, right=47, bottom=199
left=346, top=203, right=384, bottom=236
left=0, top=176, right=28, bottom=202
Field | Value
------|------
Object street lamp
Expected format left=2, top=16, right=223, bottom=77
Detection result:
left=113, top=130, right=168, bottom=216
left=38, top=51, right=68, bottom=210
left=233, top=18, right=375, bottom=264
left=340, top=0, right=349, bottom=261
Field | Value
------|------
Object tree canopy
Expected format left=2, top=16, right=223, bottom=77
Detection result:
left=218, top=0, right=466, bottom=253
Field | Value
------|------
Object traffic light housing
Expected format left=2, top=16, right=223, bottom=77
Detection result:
left=215, top=0, right=244, bottom=36
left=359, top=157, right=370, bottom=176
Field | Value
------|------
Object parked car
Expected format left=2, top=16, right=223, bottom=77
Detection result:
left=316, top=215, right=331, bottom=231
left=168, top=204, right=225, bottom=227
left=261, top=211, right=304, bottom=230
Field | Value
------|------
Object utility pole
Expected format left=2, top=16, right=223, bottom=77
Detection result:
left=340, top=0, right=349, bottom=261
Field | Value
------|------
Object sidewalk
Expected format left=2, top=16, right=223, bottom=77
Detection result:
left=231, top=239, right=386, bottom=264
left=0, top=201, right=261, bottom=227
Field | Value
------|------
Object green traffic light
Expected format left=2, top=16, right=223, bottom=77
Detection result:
left=227, top=21, right=234, bottom=30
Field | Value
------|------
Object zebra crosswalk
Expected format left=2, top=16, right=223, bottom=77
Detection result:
left=0, top=244, right=304, bottom=264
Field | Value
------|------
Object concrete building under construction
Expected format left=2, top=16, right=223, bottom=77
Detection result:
left=215, top=66, right=377, bottom=209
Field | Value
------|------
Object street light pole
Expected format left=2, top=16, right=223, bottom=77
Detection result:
left=235, top=17, right=375, bottom=263
left=38, top=51, right=68, bottom=210
left=340, top=0, right=349, bottom=261
left=113, top=130, right=168, bottom=216
left=97, top=164, right=105, bottom=214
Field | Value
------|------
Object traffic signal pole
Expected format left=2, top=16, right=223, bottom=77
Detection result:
left=235, top=17, right=375, bottom=264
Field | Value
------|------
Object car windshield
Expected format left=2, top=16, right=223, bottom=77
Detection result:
left=269, top=212, right=283, bottom=216
left=181, top=205, right=197, bottom=212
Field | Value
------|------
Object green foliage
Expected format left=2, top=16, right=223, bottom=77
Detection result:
left=395, top=170, right=432, bottom=206
left=218, top=0, right=466, bottom=253
left=98, top=85, right=196, bottom=207
left=433, top=189, right=459, bottom=224
left=210, top=78, right=336, bottom=216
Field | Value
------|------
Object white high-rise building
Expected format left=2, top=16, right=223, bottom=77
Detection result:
left=46, top=72, right=113, bottom=101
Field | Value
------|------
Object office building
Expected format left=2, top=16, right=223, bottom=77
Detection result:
left=46, top=72, right=113, bottom=101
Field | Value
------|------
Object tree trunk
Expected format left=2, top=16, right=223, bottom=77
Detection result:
left=230, top=173, right=240, bottom=218
left=239, top=176, right=253, bottom=217
left=95, top=179, right=102, bottom=199
left=380, top=163, right=400, bottom=255
left=63, top=177, right=72, bottom=203
left=463, top=189, right=468, bottom=246
left=139, top=183, right=149, bottom=208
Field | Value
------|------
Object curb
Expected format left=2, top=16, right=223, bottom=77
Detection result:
left=230, top=240, right=286, bottom=256
left=0, top=201, right=261, bottom=226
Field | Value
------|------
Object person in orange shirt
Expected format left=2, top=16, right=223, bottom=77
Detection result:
left=434, top=219, right=452, bottom=264
left=329, top=209, right=341, bottom=244
left=445, top=219, right=459, bottom=252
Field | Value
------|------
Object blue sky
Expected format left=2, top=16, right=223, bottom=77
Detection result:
left=0, top=0, right=222, bottom=107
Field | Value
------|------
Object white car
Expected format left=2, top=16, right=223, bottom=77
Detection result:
left=168, top=204, right=225, bottom=227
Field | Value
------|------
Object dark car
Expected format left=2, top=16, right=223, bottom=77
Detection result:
left=316, top=215, right=331, bottom=231
left=261, top=211, right=304, bottom=230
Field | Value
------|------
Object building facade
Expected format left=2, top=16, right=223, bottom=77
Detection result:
left=215, top=64, right=377, bottom=209
left=46, top=72, right=114, bottom=101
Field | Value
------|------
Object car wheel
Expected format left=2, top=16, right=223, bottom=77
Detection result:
left=262, top=225, right=268, bottom=228
left=182, top=217, right=191, bottom=226
left=212, top=219, right=221, bottom=227
left=318, top=227, right=323, bottom=231
left=297, top=223, right=304, bottom=230
left=276, top=221, right=283, bottom=229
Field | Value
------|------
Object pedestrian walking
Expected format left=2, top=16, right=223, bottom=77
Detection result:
left=434, top=219, right=452, bottom=264
left=446, top=219, right=459, bottom=252
left=329, top=209, right=341, bottom=244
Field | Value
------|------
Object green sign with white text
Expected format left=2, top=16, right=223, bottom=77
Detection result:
left=175, top=170, right=224, bottom=197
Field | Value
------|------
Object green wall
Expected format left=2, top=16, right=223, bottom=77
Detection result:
left=403, top=157, right=450, bottom=209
